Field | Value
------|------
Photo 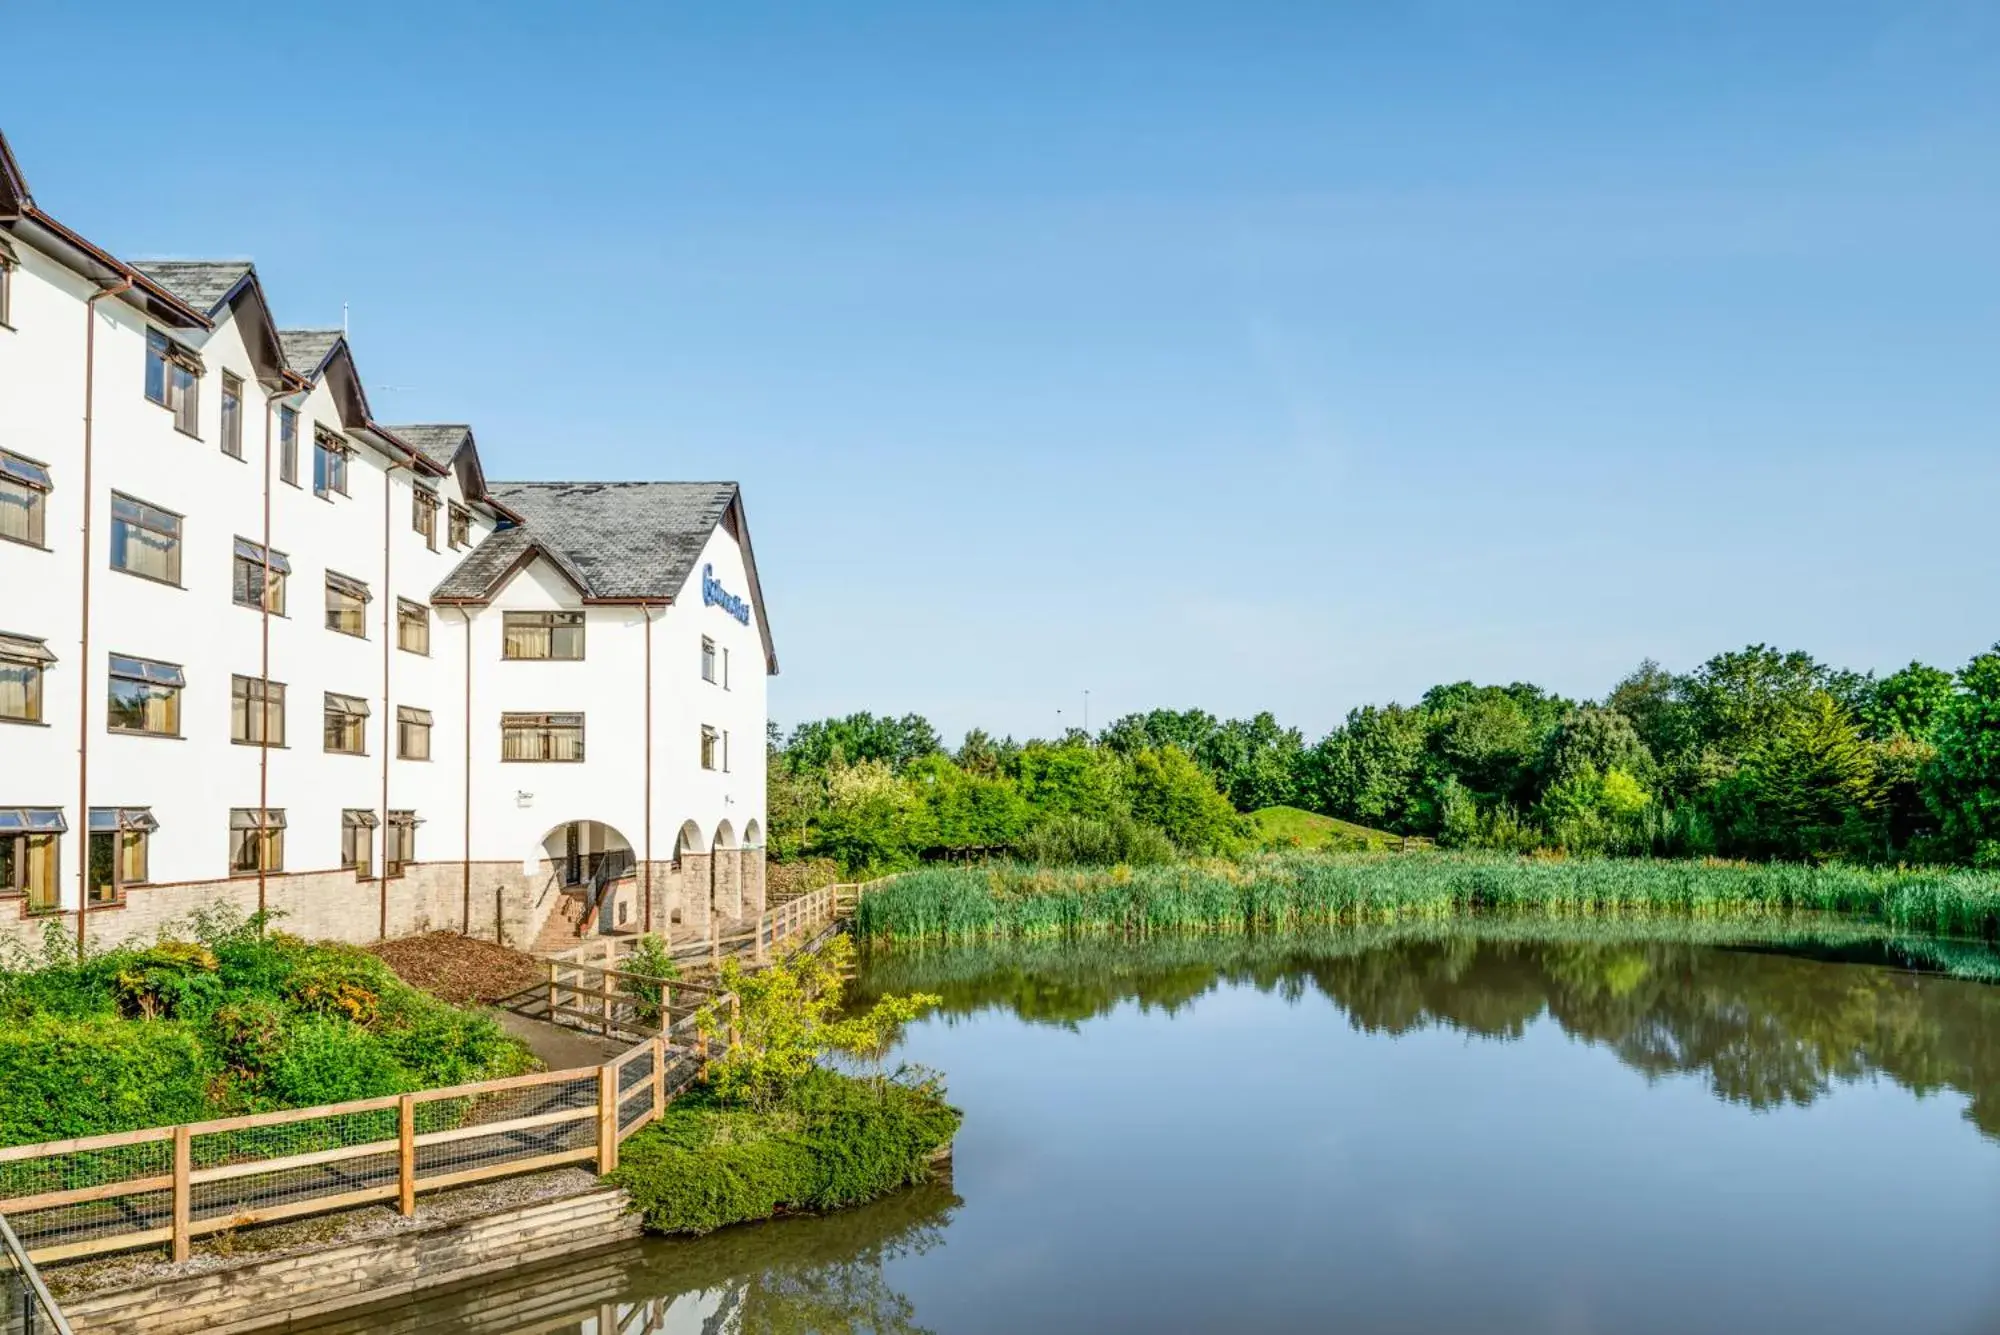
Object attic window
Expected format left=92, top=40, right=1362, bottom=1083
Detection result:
left=145, top=330, right=202, bottom=436
left=412, top=486, right=439, bottom=550
left=448, top=503, right=470, bottom=549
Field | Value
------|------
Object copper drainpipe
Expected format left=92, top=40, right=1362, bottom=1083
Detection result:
left=76, top=274, right=133, bottom=962
left=642, top=604, right=657, bottom=935
left=379, top=463, right=401, bottom=940
left=255, top=382, right=300, bottom=928
left=459, top=607, right=472, bottom=934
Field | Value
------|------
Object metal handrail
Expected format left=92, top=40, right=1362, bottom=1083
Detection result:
left=0, top=1211, right=73, bottom=1334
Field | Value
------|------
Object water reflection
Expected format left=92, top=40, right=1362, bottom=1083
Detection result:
left=857, top=924, right=2000, bottom=1136
left=299, top=1182, right=957, bottom=1334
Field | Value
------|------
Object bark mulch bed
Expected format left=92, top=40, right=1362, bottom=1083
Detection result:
left=369, top=932, right=546, bottom=1005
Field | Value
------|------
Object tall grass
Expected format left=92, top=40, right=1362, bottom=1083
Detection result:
left=852, top=852, right=2000, bottom=945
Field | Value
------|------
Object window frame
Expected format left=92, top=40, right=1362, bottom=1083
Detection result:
left=500, top=712, right=586, bottom=763
left=228, top=809, right=285, bottom=876
left=396, top=599, right=430, bottom=656
left=700, top=724, right=720, bottom=772
left=231, top=539, right=289, bottom=615
left=0, top=633, right=53, bottom=725
left=230, top=674, right=286, bottom=747
left=701, top=636, right=716, bottom=684
left=105, top=653, right=184, bottom=738
left=340, top=808, right=377, bottom=879
left=87, top=808, right=155, bottom=906
left=501, top=610, right=585, bottom=661
left=384, top=810, right=417, bottom=878
left=322, top=691, right=371, bottom=756
left=397, top=705, right=433, bottom=761
left=220, top=372, right=244, bottom=460
left=278, top=405, right=299, bottom=486
left=412, top=487, right=439, bottom=550
left=1, top=826, right=63, bottom=914
left=145, top=330, right=202, bottom=437
left=108, top=492, right=183, bottom=587
left=312, top=426, right=350, bottom=499
left=0, top=251, right=12, bottom=330
left=0, top=449, right=51, bottom=550
left=325, top=572, right=371, bottom=638
left=448, top=503, right=471, bottom=549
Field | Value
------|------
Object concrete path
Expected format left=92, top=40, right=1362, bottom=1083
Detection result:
left=493, top=1011, right=629, bottom=1071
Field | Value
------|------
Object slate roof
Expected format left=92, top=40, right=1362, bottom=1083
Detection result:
left=130, top=261, right=253, bottom=315
left=278, top=329, right=343, bottom=379
left=433, top=481, right=738, bottom=602
left=383, top=424, right=471, bottom=471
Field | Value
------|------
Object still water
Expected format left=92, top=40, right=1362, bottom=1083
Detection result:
left=312, top=925, right=2000, bottom=1334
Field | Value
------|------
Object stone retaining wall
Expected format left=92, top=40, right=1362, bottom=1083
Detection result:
left=60, top=1185, right=639, bottom=1335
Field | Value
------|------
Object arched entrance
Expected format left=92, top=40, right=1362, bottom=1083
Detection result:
left=531, top=819, right=637, bottom=938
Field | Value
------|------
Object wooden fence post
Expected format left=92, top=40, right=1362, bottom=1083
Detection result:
left=651, top=1035, right=667, bottom=1120
left=728, top=994, right=741, bottom=1051
left=597, top=1064, right=618, bottom=1174
left=171, top=1124, right=191, bottom=1263
left=546, top=959, right=558, bottom=1019
left=600, top=967, right=613, bottom=1037
left=397, top=1095, right=416, bottom=1216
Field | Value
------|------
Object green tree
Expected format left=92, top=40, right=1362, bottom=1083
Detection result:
left=1538, top=708, right=1654, bottom=791
left=1722, top=692, right=1882, bottom=858
left=1859, top=662, right=1956, bottom=741
left=1304, top=704, right=1430, bottom=832
left=1925, top=645, right=2000, bottom=864
left=784, top=714, right=943, bottom=775
left=905, top=754, right=1031, bottom=851
left=1015, top=743, right=1130, bottom=822
left=1126, top=746, right=1241, bottom=854
left=815, top=761, right=934, bottom=873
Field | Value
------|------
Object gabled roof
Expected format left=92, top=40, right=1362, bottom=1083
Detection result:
left=279, top=329, right=345, bottom=381
left=0, top=131, right=29, bottom=219
left=131, top=260, right=253, bottom=314
left=385, top=424, right=473, bottom=471
left=133, top=260, right=294, bottom=390
left=432, top=480, right=777, bottom=672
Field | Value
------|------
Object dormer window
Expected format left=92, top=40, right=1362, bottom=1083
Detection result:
left=144, top=330, right=202, bottom=436
left=313, top=426, right=349, bottom=498
left=448, top=503, right=470, bottom=549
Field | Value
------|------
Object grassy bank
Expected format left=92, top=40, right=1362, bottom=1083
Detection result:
left=0, top=912, right=533, bottom=1149
left=853, top=853, right=2000, bottom=944
left=610, top=1069, right=960, bottom=1235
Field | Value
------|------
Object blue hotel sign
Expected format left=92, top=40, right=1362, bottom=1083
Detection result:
left=702, top=564, right=752, bottom=625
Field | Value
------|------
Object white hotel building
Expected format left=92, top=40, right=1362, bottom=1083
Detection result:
left=0, top=131, right=773, bottom=956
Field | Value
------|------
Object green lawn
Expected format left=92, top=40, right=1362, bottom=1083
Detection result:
left=1247, top=806, right=1416, bottom=851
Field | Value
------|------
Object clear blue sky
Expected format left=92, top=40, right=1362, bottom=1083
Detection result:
left=9, top=2, right=1998, bottom=744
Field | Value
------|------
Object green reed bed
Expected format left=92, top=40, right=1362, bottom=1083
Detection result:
left=853, top=853, right=2000, bottom=946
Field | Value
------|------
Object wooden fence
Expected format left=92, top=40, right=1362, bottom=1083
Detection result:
left=0, top=882, right=859, bottom=1268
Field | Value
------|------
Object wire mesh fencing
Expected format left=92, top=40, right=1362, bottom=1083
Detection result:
left=0, top=1211, right=73, bottom=1335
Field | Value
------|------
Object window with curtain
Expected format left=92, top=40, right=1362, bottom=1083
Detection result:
left=398, top=706, right=432, bottom=761
left=0, top=809, right=67, bottom=913
left=412, top=488, right=439, bottom=549
left=341, top=809, right=377, bottom=877
left=229, top=809, right=284, bottom=874
left=221, top=373, right=243, bottom=459
left=232, top=538, right=289, bottom=614
left=145, top=330, right=202, bottom=435
left=501, top=712, right=585, bottom=762
left=701, top=636, right=716, bottom=683
left=501, top=610, right=584, bottom=661
left=0, top=449, right=49, bottom=548
left=87, top=808, right=155, bottom=905
left=313, top=427, right=349, bottom=498
left=0, top=632, right=53, bottom=724
left=110, top=493, right=182, bottom=584
left=325, top=573, right=370, bottom=637
left=323, top=692, right=370, bottom=754
left=278, top=405, right=299, bottom=485
left=701, top=725, right=720, bottom=771
left=385, top=811, right=417, bottom=877
left=397, top=599, right=430, bottom=655
left=230, top=675, right=285, bottom=746
left=106, top=654, right=183, bottom=736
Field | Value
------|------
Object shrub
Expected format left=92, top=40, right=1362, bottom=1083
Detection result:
left=1017, top=814, right=1176, bottom=867
left=112, top=942, right=222, bottom=1021
left=373, top=988, right=530, bottom=1089
left=258, top=1016, right=409, bottom=1107
left=283, top=946, right=393, bottom=1026
left=620, top=935, right=680, bottom=1024
left=0, top=1017, right=213, bottom=1143
left=611, top=1070, right=960, bottom=1235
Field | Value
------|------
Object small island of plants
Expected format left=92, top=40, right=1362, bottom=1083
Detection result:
left=611, top=936, right=958, bottom=1235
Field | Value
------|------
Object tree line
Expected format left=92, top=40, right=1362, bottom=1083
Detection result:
left=768, top=641, right=2000, bottom=872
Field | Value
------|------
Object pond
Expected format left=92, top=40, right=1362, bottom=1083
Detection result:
left=305, top=923, right=2000, bottom=1333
